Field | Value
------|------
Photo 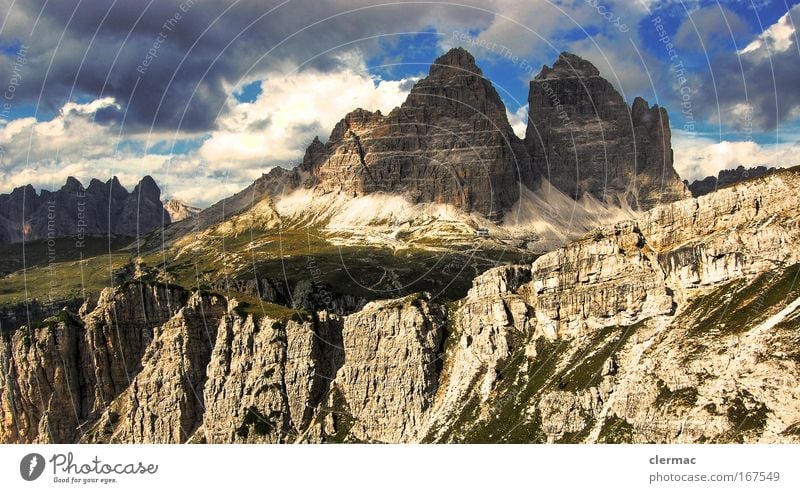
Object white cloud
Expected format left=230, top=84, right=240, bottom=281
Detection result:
left=198, top=55, right=416, bottom=170
left=60, top=97, right=120, bottom=116
left=738, top=9, right=797, bottom=59
left=0, top=54, right=419, bottom=208
left=672, top=130, right=800, bottom=182
left=506, top=104, right=528, bottom=138
left=0, top=98, right=132, bottom=167
left=461, top=0, right=599, bottom=61
left=0, top=97, right=240, bottom=206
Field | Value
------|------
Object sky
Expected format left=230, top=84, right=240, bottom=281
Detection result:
left=0, top=0, right=799, bottom=206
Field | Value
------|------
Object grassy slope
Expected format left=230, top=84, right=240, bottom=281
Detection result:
left=0, top=225, right=534, bottom=327
left=0, top=237, right=132, bottom=306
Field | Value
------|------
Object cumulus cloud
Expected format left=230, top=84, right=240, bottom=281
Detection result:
left=738, top=8, right=797, bottom=58
left=0, top=0, right=493, bottom=133
left=199, top=55, right=416, bottom=170
left=673, top=130, right=800, bottom=182
left=506, top=104, right=528, bottom=139
left=0, top=53, right=417, bottom=207
left=0, top=95, right=237, bottom=204
left=690, top=5, right=800, bottom=130
left=0, top=98, right=122, bottom=168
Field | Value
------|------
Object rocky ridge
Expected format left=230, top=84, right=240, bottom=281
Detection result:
left=688, top=165, right=778, bottom=197
left=163, top=199, right=200, bottom=223
left=2, top=168, right=799, bottom=443
left=0, top=176, right=171, bottom=244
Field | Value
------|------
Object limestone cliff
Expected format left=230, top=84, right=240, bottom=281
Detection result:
left=2, top=169, right=800, bottom=444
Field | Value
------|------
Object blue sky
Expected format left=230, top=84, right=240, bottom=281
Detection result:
left=1, top=0, right=799, bottom=205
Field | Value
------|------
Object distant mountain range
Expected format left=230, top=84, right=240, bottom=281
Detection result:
left=0, top=176, right=197, bottom=244
left=687, top=165, right=779, bottom=197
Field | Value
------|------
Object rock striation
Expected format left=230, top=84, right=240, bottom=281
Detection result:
left=525, top=52, right=689, bottom=209
left=0, top=283, right=186, bottom=443
left=0, top=176, right=171, bottom=244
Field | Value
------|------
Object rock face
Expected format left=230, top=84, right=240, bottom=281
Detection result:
left=163, top=199, right=200, bottom=223
left=300, top=48, right=534, bottom=220
left=0, top=283, right=186, bottom=443
left=0, top=176, right=171, bottom=244
left=108, top=292, right=227, bottom=443
left=202, top=310, right=344, bottom=444
left=525, top=52, right=689, bottom=209
left=424, top=168, right=800, bottom=443
left=4, top=169, right=800, bottom=444
left=331, top=296, right=445, bottom=442
left=688, top=165, right=778, bottom=197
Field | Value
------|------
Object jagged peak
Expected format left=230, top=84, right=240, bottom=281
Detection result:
left=428, top=47, right=483, bottom=79
left=87, top=178, right=105, bottom=191
left=63, top=176, right=84, bottom=191
left=535, top=52, right=601, bottom=80
left=132, top=175, right=161, bottom=198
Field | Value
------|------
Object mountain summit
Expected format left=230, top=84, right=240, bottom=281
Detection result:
left=299, top=47, right=533, bottom=220
left=297, top=48, right=686, bottom=221
left=526, top=52, right=689, bottom=209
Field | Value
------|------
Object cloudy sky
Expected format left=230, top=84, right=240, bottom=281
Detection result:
left=0, top=0, right=798, bottom=206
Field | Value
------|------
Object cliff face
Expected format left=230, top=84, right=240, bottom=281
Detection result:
left=3, top=169, right=800, bottom=444
left=300, top=48, right=533, bottom=221
left=0, top=283, right=186, bottom=443
left=525, top=52, right=689, bottom=210
left=0, top=176, right=171, bottom=244
left=424, top=168, right=800, bottom=443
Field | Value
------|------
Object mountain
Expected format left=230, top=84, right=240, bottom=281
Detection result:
left=3, top=48, right=796, bottom=445
left=163, top=199, right=201, bottom=222
left=299, top=47, right=534, bottom=221
left=169, top=49, right=686, bottom=247
left=153, top=48, right=688, bottom=255
left=688, top=165, right=778, bottom=197
left=2, top=167, right=800, bottom=444
left=0, top=176, right=170, bottom=244
left=526, top=52, right=689, bottom=209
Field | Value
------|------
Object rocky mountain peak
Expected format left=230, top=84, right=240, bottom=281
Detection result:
left=132, top=175, right=160, bottom=197
left=525, top=52, right=688, bottom=209
left=163, top=198, right=200, bottom=223
left=86, top=178, right=106, bottom=194
left=63, top=176, right=84, bottom=192
left=427, top=47, right=483, bottom=79
left=299, top=47, right=533, bottom=220
left=535, top=52, right=601, bottom=80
